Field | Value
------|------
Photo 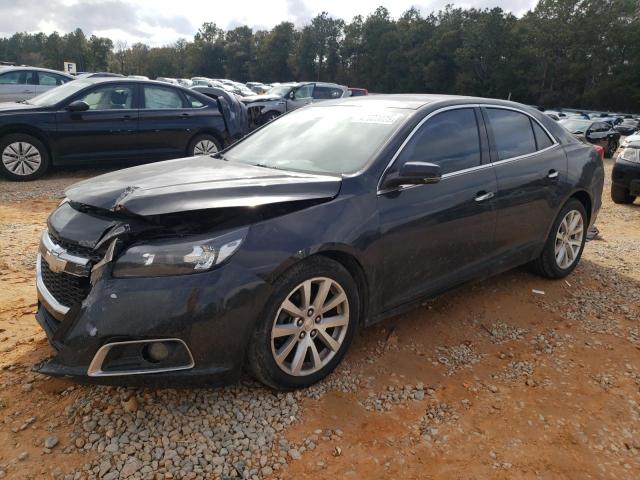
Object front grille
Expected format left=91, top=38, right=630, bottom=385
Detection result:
left=40, top=260, right=91, bottom=307
left=48, top=230, right=103, bottom=263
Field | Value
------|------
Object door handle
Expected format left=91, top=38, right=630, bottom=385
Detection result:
left=180, top=113, right=191, bottom=118
left=475, top=191, right=495, bottom=202
left=548, top=169, right=559, bottom=179
left=23, top=90, right=32, bottom=93
left=121, top=115, right=132, bottom=121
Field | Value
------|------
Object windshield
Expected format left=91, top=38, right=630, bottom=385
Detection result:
left=559, top=119, right=591, bottom=133
left=267, top=85, right=294, bottom=97
left=29, top=80, right=88, bottom=106
left=224, top=105, right=410, bottom=175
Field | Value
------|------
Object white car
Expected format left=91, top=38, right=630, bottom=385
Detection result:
left=621, top=132, right=640, bottom=148
left=0, top=66, right=74, bottom=103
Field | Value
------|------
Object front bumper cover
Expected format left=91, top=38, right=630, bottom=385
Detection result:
left=34, top=232, right=272, bottom=386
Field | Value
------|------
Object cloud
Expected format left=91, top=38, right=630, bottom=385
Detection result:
left=0, top=0, right=193, bottom=41
left=285, top=0, right=314, bottom=26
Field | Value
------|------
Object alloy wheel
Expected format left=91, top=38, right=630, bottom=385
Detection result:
left=271, top=277, right=350, bottom=376
left=193, top=139, right=218, bottom=155
left=2, top=142, right=42, bottom=176
left=554, top=209, right=584, bottom=269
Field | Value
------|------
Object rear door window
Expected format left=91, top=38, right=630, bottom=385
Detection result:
left=0, top=70, right=30, bottom=84
left=486, top=108, right=536, bottom=160
left=143, top=86, right=184, bottom=109
left=38, top=72, right=69, bottom=86
left=396, top=108, right=481, bottom=175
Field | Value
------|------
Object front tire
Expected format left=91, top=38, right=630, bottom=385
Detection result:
left=611, top=184, right=636, bottom=204
left=605, top=139, right=618, bottom=158
left=530, top=199, right=587, bottom=279
left=0, top=134, right=50, bottom=181
left=260, top=111, right=280, bottom=125
left=247, top=256, right=359, bottom=390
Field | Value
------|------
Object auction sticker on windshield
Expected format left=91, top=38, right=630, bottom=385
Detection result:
left=351, top=112, right=403, bottom=125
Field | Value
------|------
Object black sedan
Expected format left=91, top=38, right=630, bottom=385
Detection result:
left=0, top=78, right=248, bottom=180
left=34, top=95, right=603, bottom=389
left=559, top=118, right=620, bottom=158
left=613, top=119, right=639, bottom=136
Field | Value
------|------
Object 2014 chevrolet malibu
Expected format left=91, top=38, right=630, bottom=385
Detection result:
left=35, top=95, right=604, bottom=389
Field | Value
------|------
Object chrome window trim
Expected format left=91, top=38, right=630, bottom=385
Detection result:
left=36, top=254, right=70, bottom=319
left=377, top=103, right=560, bottom=195
left=87, top=338, right=195, bottom=377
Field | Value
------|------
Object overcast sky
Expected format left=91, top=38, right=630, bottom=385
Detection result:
left=0, top=0, right=539, bottom=46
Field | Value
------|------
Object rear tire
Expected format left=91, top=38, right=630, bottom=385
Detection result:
left=188, top=134, right=220, bottom=156
left=247, top=256, right=359, bottom=390
left=530, top=199, right=587, bottom=279
left=0, top=133, right=50, bottom=181
left=611, top=184, right=636, bottom=204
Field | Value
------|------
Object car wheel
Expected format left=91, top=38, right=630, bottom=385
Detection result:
left=188, top=134, right=220, bottom=156
left=530, top=199, right=587, bottom=279
left=260, top=111, right=280, bottom=125
left=605, top=139, right=618, bottom=158
left=247, top=256, right=359, bottom=390
left=611, top=184, right=636, bottom=204
left=0, top=134, right=50, bottom=181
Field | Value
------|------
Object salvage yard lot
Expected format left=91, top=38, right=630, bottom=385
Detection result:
left=0, top=160, right=639, bottom=480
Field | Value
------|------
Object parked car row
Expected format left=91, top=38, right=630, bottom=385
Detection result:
left=558, top=118, right=621, bottom=158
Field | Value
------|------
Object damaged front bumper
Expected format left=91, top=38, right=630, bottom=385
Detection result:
left=34, top=229, right=271, bottom=386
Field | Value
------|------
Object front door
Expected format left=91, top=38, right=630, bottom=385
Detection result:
left=55, top=83, right=139, bottom=163
left=377, top=107, right=498, bottom=311
left=483, top=107, right=568, bottom=265
left=286, top=84, right=314, bottom=111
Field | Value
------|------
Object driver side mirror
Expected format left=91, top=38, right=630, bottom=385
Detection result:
left=66, top=100, right=89, bottom=112
left=288, top=91, right=295, bottom=100
left=380, top=161, right=442, bottom=191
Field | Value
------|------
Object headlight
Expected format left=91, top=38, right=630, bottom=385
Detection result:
left=620, top=147, right=640, bottom=163
left=112, top=227, right=248, bottom=278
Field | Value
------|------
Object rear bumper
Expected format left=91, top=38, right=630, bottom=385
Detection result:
left=612, top=158, right=640, bottom=195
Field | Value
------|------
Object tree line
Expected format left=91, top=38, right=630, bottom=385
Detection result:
left=1, top=0, right=639, bottom=111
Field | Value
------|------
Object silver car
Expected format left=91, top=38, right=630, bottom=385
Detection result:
left=241, top=82, right=348, bottom=128
left=0, top=66, right=74, bottom=103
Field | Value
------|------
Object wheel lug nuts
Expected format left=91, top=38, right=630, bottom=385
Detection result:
left=311, top=329, right=317, bottom=337
left=299, top=331, right=306, bottom=339
left=315, top=316, right=321, bottom=323
left=296, top=319, right=303, bottom=327
left=307, top=308, right=314, bottom=317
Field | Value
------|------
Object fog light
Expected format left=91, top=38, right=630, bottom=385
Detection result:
left=146, top=342, right=169, bottom=362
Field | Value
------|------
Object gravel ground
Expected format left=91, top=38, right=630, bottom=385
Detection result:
left=1, top=157, right=639, bottom=479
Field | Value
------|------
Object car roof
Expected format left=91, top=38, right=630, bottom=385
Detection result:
left=315, top=94, right=536, bottom=110
left=0, top=65, right=74, bottom=77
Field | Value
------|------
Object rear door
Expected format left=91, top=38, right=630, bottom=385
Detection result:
left=35, top=71, right=72, bottom=96
left=484, top=107, right=567, bottom=266
left=55, top=83, right=139, bottom=163
left=0, top=70, right=36, bottom=102
left=137, top=84, right=194, bottom=158
left=377, top=107, right=498, bottom=310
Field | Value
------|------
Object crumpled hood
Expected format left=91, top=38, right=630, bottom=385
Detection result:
left=241, top=94, right=283, bottom=104
left=65, top=156, right=342, bottom=216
